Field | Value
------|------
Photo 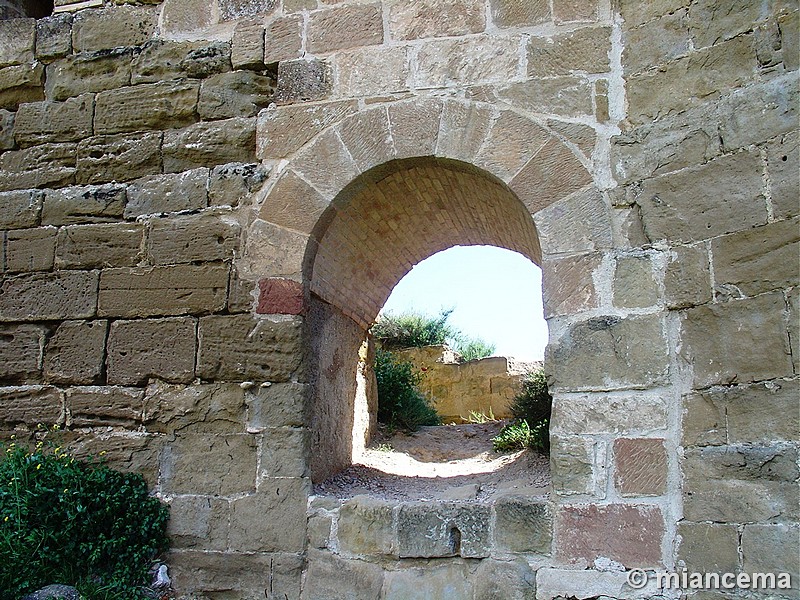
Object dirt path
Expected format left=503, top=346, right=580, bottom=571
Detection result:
left=313, top=422, right=551, bottom=503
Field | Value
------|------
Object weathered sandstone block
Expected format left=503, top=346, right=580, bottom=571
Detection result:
left=387, top=0, right=482, bottom=41
left=414, top=35, right=520, bottom=89
left=5, top=226, right=56, bottom=272
left=43, top=320, right=107, bottom=384
left=0, top=386, right=62, bottom=426
left=208, top=162, right=268, bottom=206
left=613, top=438, right=667, bottom=496
left=231, top=20, right=264, bottom=70
left=493, top=497, right=552, bottom=553
left=490, top=0, right=549, bottom=28
left=45, top=49, right=132, bottom=101
left=337, top=495, right=395, bottom=556
left=71, top=6, right=157, bottom=53
left=677, top=522, right=739, bottom=574
left=613, top=255, right=658, bottom=309
left=302, top=550, right=383, bottom=600
left=0, top=270, right=97, bottom=322
left=56, top=222, right=143, bottom=268
left=383, top=563, right=473, bottom=599
left=0, top=18, right=35, bottom=67
left=550, top=435, right=596, bottom=496
left=552, top=392, right=668, bottom=435
left=742, top=524, right=800, bottom=588
left=35, top=14, right=72, bottom=62
left=0, top=324, right=46, bottom=382
left=167, top=495, right=229, bottom=551
left=162, top=118, right=255, bottom=171
left=66, top=386, right=144, bottom=428
left=473, top=559, right=536, bottom=600
left=130, top=39, right=206, bottom=84
left=622, top=10, right=690, bottom=75
left=13, top=94, right=93, bottom=147
left=398, top=502, right=490, bottom=558
left=76, top=131, right=161, bottom=185
left=198, top=71, right=274, bottom=120
left=246, top=382, right=308, bottom=430
left=125, top=169, right=208, bottom=217
left=541, top=253, right=600, bottom=317
left=0, top=109, right=13, bottom=150
left=528, top=27, right=611, bottom=76
left=143, top=382, right=246, bottom=435
left=0, top=142, right=75, bottom=191
left=94, top=81, right=199, bottom=135
left=42, top=184, right=126, bottom=225
left=0, top=189, right=42, bottom=229
left=264, top=15, right=303, bottom=64
left=0, top=63, right=44, bottom=110
left=664, top=244, right=711, bottom=309
left=147, top=212, right=240, bottom=265
left=767, top=131, right=799, bottom=220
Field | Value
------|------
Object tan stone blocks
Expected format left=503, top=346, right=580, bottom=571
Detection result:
left=554, top=0, right=599, bottom=23
left=71, top=6, right=157, bottom=53
left=274, top=58, right=332, bottom=104
left=281, top=128, right=357, bottom=199
left=767, top=131, right=799, bottom=220
left=55, top=222, right=143, bottom=268
left=742, top=524, right=800, bottom=588
left=677, top=522, right=739, bottom=574
left=528, top=26, right=612, bottom=77
left=0, top=324, right=46, bottom=382
left=35, top=15, right=73, bottom=62
left=43, top=319, right=107, bottom=384
left=0, top=386, right=63, bottom=427
left=0, top=190, right=42, bottom=229
left=555, top=504, right=664, bottom=567
left=550, top=434, right=597, bottom=496
left=5, top=226, right=57, bottom=272
left=162, top=433, right=256, bottom=495
left=680, top=293, right=793, bottom=389
left=0, top=142, right=76, bottom=191
left=264, top=15, right=303, bottom=64
left=143, top=382, right=246, bottom=435
left=45, top=49, right=132, bottom=102
left=388, top=96, right=443, bottom=160
left=106, top=317, right=196, bottom=385
left=613, top=255, right=658, bottom=309
left=0, top=109, right=13, bottom=151
left=387, top=0, right=484, bottom=41
left=42, top=184, right=126, bottom=225
left=687, top=0, right=763, bottom=50
left=474, top=110, right=551, bottom=182
left=66, top=386, right=144, bottom=428
left=498, top=76, right=593, bottom=118
left=0, top=270, right=98, bottom=322
left=99, top=263, right=228, bottom=318
left=76, top=131, right=162, bottom=185
left=162, top=117, right=256, bottom=172
left=493, top=497, right=552, bottom=553
left=257, top=99, right=358, bottom=160
left=197, top=314, right=303, bottom=382
left=398, top=502, right=491, bottom=558
left=712, top=217, right=799, bottom=298
left=337, top=495, right=395, bottom=556
left=259, top=170, right=329, bottom=235
left=125, top=169, right=209, bottom=217
left=13, top=94, right=93, bottom=147
left=0, top=18, right=35, bottom=68
left=490, top=0, right=550, bottom=28
left=240, top=219, right=308, bottom=280
left=130, top=40, right=205, bottom=85
left=437, top=100, right=492, bottom=163
left=548, top=315, right=668, bottom=391
left=535, top=188, right=612, bottom=256
left=552, top=392, right=668, bottom=435
left=309, top=2, right=383, bottom=53
left=209, top=162, right=268, bottom=208
left=541, top=253, right=600, bottom=318
left=413, top=35, right=521, bottom=89
left=637, top=150, right=767, bottom=243
left=231, top=20, right=264, bottom=71
left=167, top=495, right=229, bottom=551
left=198, top=71, right=274, bottom=120
left=613, top=438, right=667, bottom=496
left=147, top=211, right=240, bottom=265
left=336, top=45, right=411, bottom=98
left=622, top=9, right=690, bottom=75
left=664, top=244, right=711, bottom=309
left=94, top=81, right=200, bottom=135
left=0, top=63, right=44, bottom=110
left=229, top=478, right=309, bottom=551
left=246, top=382, right=308, bottom=430
left=336, top=105, right=394, bottom=173
left=259, top=427, right=310, bottom=479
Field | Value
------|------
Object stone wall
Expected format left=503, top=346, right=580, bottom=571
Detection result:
left=0, top=0, right=797, bottom=598
left=395, top=345, right=537, bottom=422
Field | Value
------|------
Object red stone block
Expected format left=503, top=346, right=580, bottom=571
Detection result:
left=555, top=504, right=664, bottom=568
left=614, top=438, right=668, bottom=496
left=257, top=278, right=305, bottom=315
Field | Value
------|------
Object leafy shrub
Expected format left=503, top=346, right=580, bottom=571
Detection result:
left=454, top=338, right=496, bottom=361
left=493, top=367, right=552, bottom=454
left=0, top=433, right=170, bottom=600
left=372, top=309, right=457, bottom=350
left=374, top=349, right=441, bottom=432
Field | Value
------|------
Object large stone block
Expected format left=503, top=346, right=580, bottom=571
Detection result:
left=147, top=211, right=240, bottom=265
left=688, top=0, right=763, bottom=50
left=535, top=188, right=612, bottom=256
left=0, top=386, right=62, bottom=426
left=66, top=430, right=163, bottom=488
left=301, top=550, right=383, bottom=600
left=258, top=427, right=309, bottom=478
left=636, top=150, right=767, bottom=243
left=94, top=81, right=199, bottom=135
left=550, top=435, right=597, bottom=496
left=35, top=14, right=73, bottom=62
left=414, top=35, right=520, bottom=88
left=162, top=117, right=255, bottom=172
left=541, top=253, right=600, bottom=318
left=125, top=169, right=208, bottom=217
left=664, top=244, right=711, bottom=309
left=490, top=0, right=550, bottom=28
left=474, top=110, right=551, bottom=182
left=208, top=162, right=268, bottom=207
left=548, top=315, right=668, bottom=391
left=712, top=217, right=799, bottom=299
left=0, top=63, right=44, bottom=110
left=99, top=263, right=228, bottom=318
left=613, top=255, right=658, bottom=309
left=5, top=226, right=57, bottom=272
left=130, top=39, right=205, bottom=84
left=55, top=222, right=143, bottom=269
left=13, top=94, right=93, bottom=147
left=555, top=504, right=664, bottom=568
left=159, top=0, right=216, bottom=35
left=0, top=18, right=35, bottom=68
left=0, top=324, right=45, bottom=382
left=72, top=6, right=157, bottom=53
left=179, top=42, right=232, bottom=79
left=742, top=524, right=800, bottom=589
left=0, top=189, right=42, bottom=229
left=167, top=495, right=229, bottom=551
left=0, top=270, right=97, bottom=322
left=767, top=131, right=799, bottom=220
left=198, top=71, right=274, bottom=120
left=106, top=317, right=196, bottom=385
left=337, top=495, right=395, bottom=556
left=397, top=502, right=490, bottom=558
left=473, top=559, right=536, bottom=600
left=383, top=562, right=473, bottom=600
left=680, top=293, right=793, bottom=388
left=66, top=386, right=143, bottom=428
left=162, top=433, right=256, bottom=496
left=76, top=132, right=162, bottom=185
left=613, top=438, right=667, bottom=496
left=43, top=320, right=107, bottom=385
left=309, top=2, right=383, bottom=53
left=198, top=315, right=303, bottom=382
left=230, top=20, right=264, bottom=70
left=258, top=169, right=328, bottom=234
left=0, top=109, right=13, bottom=151
left=494, top=497, right=552, bottom=553
left=240, top=219, right=308, bottom=280
left=552, top=392, right=668, bottom=435
left=528, top=26, right=612, bottom=76
left=274, top=58, right=332, bottom=104
left=617, top=0, right=686, bottom=27
left=42, top=184, right=126, bottom=225
left=45, top=49, right=132, bottom=101
left=229, top=478, right=308, bottom=552
left=387, top=0, right=484, bottom=41
left=535, top=568, right=659, bottom=600
left=246, top=382, right=307, bottom=430
left=335, top=45, right=410, bottom=98
left=437, top=100, right=492, bottom=162
left=143, top=381, right=246, bottom=435
left=498, top=77, right=593, bottom=118
left=264, top=14, right=303, bottom=64
left=683, top=445, right=799, bottom=523
left=677, top=522, right=739, bottom=574
left=0, top=142, right=75, bottom=191
left=622, top=10, right=690, bottom=75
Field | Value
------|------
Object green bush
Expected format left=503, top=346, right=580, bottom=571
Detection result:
left=371, top=309, right=457, bottom=350
left=454, top=338, right=496, bottom=361
left=374, top=349, right=441, bottom=432
left=0, top=433, right=170, bottom=600
left=493, top=367, right=552, bottom=454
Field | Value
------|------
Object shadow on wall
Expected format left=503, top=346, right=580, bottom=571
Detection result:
left=0, top=0, right=53, bottom=19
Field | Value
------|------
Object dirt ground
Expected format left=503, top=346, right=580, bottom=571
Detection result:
left=313, top=421, right=551, bottom=503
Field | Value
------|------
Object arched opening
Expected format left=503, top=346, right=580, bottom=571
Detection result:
left=304, top=157, right=543, bottom=484
left=0, top=0, right=53, bottom=19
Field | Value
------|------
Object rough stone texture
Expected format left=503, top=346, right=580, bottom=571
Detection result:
left=494, top=497, right=552, bottom=553
left=613, top=255, right=658, bottom=309
left=0, top=189, right=42, bottom=228
left=106, top=317, right=196, bottom=385
left=614, top=438, right=667, bottom=496
left=71, top=6, right=157, bottom=53
left=383, top=562, right=473, bottom=600
left=680, top=293, right=793, bottom=389
left=0, top=109, right=14, bottom=151
left=0, top=271, right=97, bottom=322
left=94, top=81, right=199, bottom=135
left=741, top=524, right=800, bottom=589
left=231, top=20, right=264, bottom=71
left=99, top=264, right=228, bottom=319
left=490, top=0, right=550, bottom=28
left=0, top=142, right=75, bottom=191
left=555, top=504, right=664, bottom=568
left=45, top=49, right=132, bottom=101
left=336, top=45, right=410, bottom=98
left=125, top=169, right=208, bottom=217
left=148, top=211, right=240, bottom=266
left=66, top=386, right=143, bottom=428
left=664, top=244, right=711, bottom=309
left=309, top=3, right=383, bottom=53
left=229, top=479, right=308, bottom=552
left=5, top=226, right=57, bottom=272
left=35, top=15, right=73, bottom=62
left=143, top=382, right=246, bottom=435
left=208, top=162, right=268, bottom=206
left=198, top=71, right=274, bottom=120
left=387, top=0, right=484, bottom=41
left=398, top=502, right=490, bottom=558
left=55, top=222, right=143, bottom=268
left=76, top=132, right=161, bottom=185
left=246, top=382, right=307, bottom=430
left=535, top=568, right=659, bottom=600
left=167, top=495, right=229, bottom=551
left=473, top=559, right=537, bottom=600
left=301, top=550, right=383, bottom=600
left=552, top=392, right=668, bottom=435
left=13, top=94, right=94, bottom=147
left=0, top=324, right=45, bottom=382
left=264, top=15, right=303, bottom=64
left=257, top=278, right=305, bottom=315
left=550, top=435, right=596, bottom=496
left=767, top=131, right=799, bottom=220
left=0, top=386, right=63, bottom=427
left=535, top=189, right=612, bottom=256
left=677, top=522, right=739, bottom=574
left=0, top=18, right=35, bottom=68
left=274, top=59, right=332, bottom=104
left=130, top=40, right=204, bottom=84
left=528, top=27, right=612, bottom=77
left=337, top=495, right=395, bottom=556
left=42, top=184, right=126, bottom=225
left=542, top=253, right=600, bottom=318
left=162, top=118, right=255, bottom=172
left=197, top=315, right=303, bottom=382
left=43, top=320, right=107, bottom=384
left=623, top=10, right=690, bottom=75
left=0, top=63, right=44, bottom=110
left=414, top=35, right=520, bottom=89
left=259, top=427, right=308, bottom=478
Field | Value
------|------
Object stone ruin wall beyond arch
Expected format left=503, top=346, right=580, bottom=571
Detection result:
left=0, top=0, right=797, bottom=598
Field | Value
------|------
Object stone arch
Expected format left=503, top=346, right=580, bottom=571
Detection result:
left=247, top=96, right=608, bottom=482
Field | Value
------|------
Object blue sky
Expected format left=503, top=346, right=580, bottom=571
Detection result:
left=380, top=245, right=548, bottom=361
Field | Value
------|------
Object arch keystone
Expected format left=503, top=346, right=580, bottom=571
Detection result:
left=387, top=96, right=444, bottom=159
